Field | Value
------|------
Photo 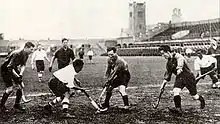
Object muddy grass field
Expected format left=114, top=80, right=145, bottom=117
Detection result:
left=0, top=56, right=220, bottom=124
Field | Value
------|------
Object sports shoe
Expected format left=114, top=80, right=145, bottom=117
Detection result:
left=199, top=96, right=205, bottom=109
left=123, top=105, right=130, bottom=110
left=212, top=84, right=217, bottom=89
left=39, top=78, right=42, bottom=83
left=169, top=107, right=183, bottom=116
left=62, top=112, right=75, bottom=118
left=62, top=109, right=75, bottom=118
left=100, top=103, right=109, bottom=109
left=44, top=104, right=52, bottom=115
left=14, top=104, right=26, bottom=112
left=95, top=108, right=108, bottom=114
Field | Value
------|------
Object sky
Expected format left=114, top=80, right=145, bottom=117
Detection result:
left=0, top=0, right=219, bottom=40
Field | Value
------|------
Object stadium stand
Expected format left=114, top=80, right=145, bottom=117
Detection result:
left=117, top=18, right=220, bottom=56
left=149, top=18, right=220, bottom=41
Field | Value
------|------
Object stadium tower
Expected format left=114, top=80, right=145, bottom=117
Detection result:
left=129, top=1, right=146, bottom=41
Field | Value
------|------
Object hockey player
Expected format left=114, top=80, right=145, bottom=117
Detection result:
left=0, top=42, right=35, bottom=112
left=100, top=47, right=130, bottom=111
left=158, top=45, right=205, bottom=116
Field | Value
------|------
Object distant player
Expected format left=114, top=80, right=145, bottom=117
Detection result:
left=78, top=48, right=84, bottom=60
left=0, top=42, right=35, bottom=112
left=87, top=48, right=94, bottom=63
left=31, top=44, right=50, bottom=82
left=194, top=49, right=220, bottom=88
left=49, top=38, right=75, bottom=71
left=158, top=45, right=205, bottom=116
left=100, top=47, right=130, bottom=111
left=44, top=59, right=84, bottom=118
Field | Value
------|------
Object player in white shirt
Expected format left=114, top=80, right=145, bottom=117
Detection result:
left=194, top=49, right=220, bottom=89
left=87, top=49, right=94, bottom=63
left=31, top=44, right=50, bottom=82
left=43, top=59, right=84, bottom=118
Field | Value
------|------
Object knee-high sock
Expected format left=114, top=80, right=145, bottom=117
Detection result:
left=174, top=95, right=181, bottom=108
left=15, top=89, right=22, bottom=104
left=104, top=92, right=112, bottom=107
left=1, top=92, right=10, bottom=106
left=122, top=95, right=129, bottom=106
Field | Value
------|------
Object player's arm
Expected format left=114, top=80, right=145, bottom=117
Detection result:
left=31, top=51, right=36, bottom=69
left=164, top=71, right=172, bottom=82
left=20, top=65, right=26, bottom=76
left=210, top=56, right=217, bottom=69
left=70, top=49, right=75, bottom=61
left=194, top=58, right=201, bottom=76
left=43, top=51, right=50, bottom=62
left=49, top=55, right=56, bottom=72
left=105, top=64, right=112, bottom=78
left=106, top=62, right=123, bottom=83
left=7, top=54, right=19, bottom=77
left=74, top=78, right=82, bottom=87
left=49, top=56, right=55, bottom=67
left=7, top=54, right=23, bottom=85
left=176, top=54, right=184, bottom=75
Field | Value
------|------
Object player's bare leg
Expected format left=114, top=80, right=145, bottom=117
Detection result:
left=61, top=92, right=75, bottom=118
left=119, top=85, right=130, bottom=110
left=168, top=88, right=183, bottom=116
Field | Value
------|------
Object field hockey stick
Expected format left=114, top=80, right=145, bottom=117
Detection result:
left=80, top=89, right=101, bottom=111
left=98, top=75, right=118, bottom=104
left=196, top=68, right=217, bottom=83
left=70, top=83, right=102, bottom=111
left=98, top=87, right=107, bottom=104
left=153, top=81, right=167, bottom=109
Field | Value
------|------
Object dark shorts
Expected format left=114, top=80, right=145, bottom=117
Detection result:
left=88, top=56, right=92, bottom=60
left=48, top=77, right=70, bottom=97
left=111, top=70, right=130, bottom=88
left=200, top=64, right=216, bottom=76
left=36, top=60, right=45, bottom=72
left=79, top=55, right=84, bottom=59
left=1, top=65, right=21, bottom=87
left=214, top=55, right=220, bottom=74
left=174, top=72, right=197, bottom=95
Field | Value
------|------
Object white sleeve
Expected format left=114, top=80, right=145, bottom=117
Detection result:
left=194, top=58, right=200, bottom=71
left=31, top=51, right=36, bottom=64
left=211, top=56, right=217, bottom=63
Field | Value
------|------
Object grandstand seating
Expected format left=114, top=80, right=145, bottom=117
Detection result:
left=149, top=19, right=220, bottom=41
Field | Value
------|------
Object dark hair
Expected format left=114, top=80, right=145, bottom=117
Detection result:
left=107, top=47, right=117, bottom=53
left=195, top=49, right=205, bottom=54
left=73, top=59, right=84, bottom=67
left=61, top=38, right=68, bottom=43
left=24, top=42, right=35, bottom=48
left=158, top=45, right=171, bottom=52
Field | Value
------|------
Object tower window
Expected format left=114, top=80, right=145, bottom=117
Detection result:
left=138, top=11, right=143, bottom=18
left=139, top=24, right=142, bottom=29
left=129, top=12, right=132, bottom=17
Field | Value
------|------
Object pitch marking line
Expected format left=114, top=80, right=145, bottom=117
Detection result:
left=6, top=82, right=213, bottom=98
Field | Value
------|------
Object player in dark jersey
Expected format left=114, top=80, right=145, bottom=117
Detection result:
left=49, top=38, right=75, bottom=71
left=207, top=38, right=220, bottom=79
left=100, top=47, right=130, bottom=111
left=158, top=45, right=205, bottom=116
left=0, top=42, right=35, bottom=112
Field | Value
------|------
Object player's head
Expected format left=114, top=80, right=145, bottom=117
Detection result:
left=37, top=43, right=43, bottom=50
left=73, top=59, right=84, bottom=73
left=107, top=47, right=117, bottom=60
left=210, top=38, right=217, bottom=48
left=24, top=41, right=35, bottom=54
left=196, top=49, right=203, bottom=59
left=61, top=38, right=69, bottom=48
left=158, top=45, right=172, bottom=59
